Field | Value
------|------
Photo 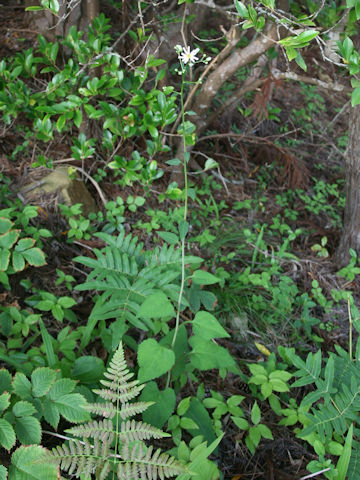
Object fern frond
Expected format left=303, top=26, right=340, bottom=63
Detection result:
left=93, top=384, right=145, bottom=404
left=46, top=439, right=111, bottom=478
left=95, top=231, right=145, bottom=263
left=144, top=244, right=182, bottom=267
left=76, top=250, right=139, bottom=288
left=118, top=444, right=186, bottom=479
left=85, top=401, right=117, bottom=419
left=50, top=341, right=186, bottom=479
left=300, top=382, right=360, bottom=441
left=348, top=441, right=360, bottom=480
left=119, top=401, right=154, bottom=420
left=66, top=419, right=115, bottom=443
left=119, top=420, right=170, bottom=442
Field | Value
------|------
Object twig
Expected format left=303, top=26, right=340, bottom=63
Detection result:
left=68, top=165, right=108, bottom=207
left=299, top=468, right=331, bottom=480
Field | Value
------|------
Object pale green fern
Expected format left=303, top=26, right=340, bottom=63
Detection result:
left=44, top=341, right=186, bottom=479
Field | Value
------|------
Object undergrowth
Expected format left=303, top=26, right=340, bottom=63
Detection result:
left=0, top=3, right=360, bottom=480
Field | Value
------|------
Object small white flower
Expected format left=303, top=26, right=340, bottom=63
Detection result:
left=179, top=46, right=200, bottom=66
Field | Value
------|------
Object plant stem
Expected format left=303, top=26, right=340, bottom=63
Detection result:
left=167, top=70, right=188, bottom=387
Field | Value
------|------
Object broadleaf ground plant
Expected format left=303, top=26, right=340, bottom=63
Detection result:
left=1, top=0, right=360, bottom=478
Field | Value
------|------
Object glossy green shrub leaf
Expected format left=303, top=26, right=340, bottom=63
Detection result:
left=72, top=356, right=105, bottom=384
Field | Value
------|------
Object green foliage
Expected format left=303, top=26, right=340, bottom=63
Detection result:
left=26, top=290, right=77, bottom=323
left=73, top=227, right=221, bottom=350
left=0, top=208, right=47, bottom=289
left=276, top=341, right=360, bottom=479
left=3, top=1, right=360, bottom=477
left=44, top=341, right=187, bottom=479
left=0, top=15, right=177, bottom=187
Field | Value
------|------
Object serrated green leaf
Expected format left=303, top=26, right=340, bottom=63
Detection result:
left=257, top=423, right=273, bottom=439
left=13, top=401, right=36, bottom=417
left=0, top=249, right=10, bottom=271
left=12, top=251, right=25, bottom=272
left=49, top=378, right=76, bottom=399
left=42, top=398, right=60, bottom=429
left=0, top=218, right=13, bottom=235
left=31, top=367, right=56, bottom=397
left=22, top=248, right=46, bottom=267
left=0, top=393, right=10, bottom=413
left=0, top=419, right=16, bottom=450
left=0, top=465, right=7, bottom=480
left=12, top=373, right=32, bottom=400
left=10, top=445, right=58, bottom=479
left=248, top=364, right=267, bottom=377
left=0, top=230, right=19, bottom=249
left=261, top=382, right=273, bottom=398
left=15, top=416, right=42, bottom=445
left=269, top=370, right=292, bottom=382
left=54, top=393, right=90, bottom=423
left=15, top=238, right=35, bottom=251
left=270, top=379, right=289, bottom=392
left=177, top=397, right=191, bottom=416
left=35, top=300, right=53, bottom=311
left=51, top=304, right=63, bottom=322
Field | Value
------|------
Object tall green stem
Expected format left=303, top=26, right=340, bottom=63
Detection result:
left=167, top=71, right=189, bottom=388
left=171, top=72, right=188, bottom=350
